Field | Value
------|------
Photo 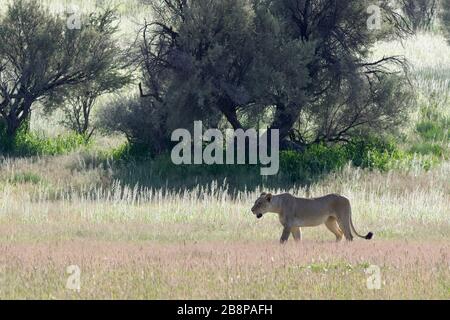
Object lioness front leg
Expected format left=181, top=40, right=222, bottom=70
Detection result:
left=280, top=227, right=291, bottom=244
left=291, top=227, right=302, bottom=242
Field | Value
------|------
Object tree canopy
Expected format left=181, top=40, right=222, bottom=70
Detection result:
left=123, top=0, right=413, bottom=152
left=0, top=0, right=127, bottom=141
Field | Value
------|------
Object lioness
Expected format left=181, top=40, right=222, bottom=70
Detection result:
left=251, top=193, right=373, bottom=243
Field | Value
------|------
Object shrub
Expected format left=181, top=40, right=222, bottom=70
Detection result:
left=0, top=129, right=88, bottom=156
left=280, top=136, right=412, bottom=182
left=280, top=145, right=347, bottom=181
left=344, top=137, right=399, bottom=168
left=98, top=96, right=171, bottom=156
left=108, top=135, right=437, bottom=187
left=108, top=142, right=153, bottom=161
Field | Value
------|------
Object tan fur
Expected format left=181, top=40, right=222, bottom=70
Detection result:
left=251, top=193, right=373, bottom=244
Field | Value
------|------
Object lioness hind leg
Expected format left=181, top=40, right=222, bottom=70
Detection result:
left=291, top=227, right=302, bottom=242
left=325, top=217, right=343, bottom=242
left=336, top=215, right=354, bottom=241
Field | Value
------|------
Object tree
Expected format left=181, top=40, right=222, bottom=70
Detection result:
left=53, top=9, right=130, bottom=141
left=0, top=0, right=125, bottom=141
left=57, top=62, right=130, bottom=141
left=117, top=0, right=413, bottom=154
left=400, top=0, right=439, bottom=31
left=138, top=0, right=314, bottom=139
left=138, top=0, right=260, bottom=132
left=98, top=94, right=171, bottom=155
left=265, top=0, right=413, bottom=145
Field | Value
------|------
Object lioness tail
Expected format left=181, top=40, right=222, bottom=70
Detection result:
left=349, top=209, right=373, bottom=240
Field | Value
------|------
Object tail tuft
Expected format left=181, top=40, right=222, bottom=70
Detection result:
left=365, top=232, right=374, bottom=240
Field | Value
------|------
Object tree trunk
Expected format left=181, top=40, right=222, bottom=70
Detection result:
left=270, top=103, right=301, bottom=141
left=6, top=114, right=20, bottom=139
left=5, top=99, right=32, bottom=139
left=270, top=103, right=306, bottom=152
left=217, top=96, right=243, bottom=130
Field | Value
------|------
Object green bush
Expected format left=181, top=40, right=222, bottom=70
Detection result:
left=109, top=134, right=436, bottom=188
left=280, top=144, right=347, bottom=181
left=109, top=142, right=152, bottom=161
left=0, top=128, right=88, bottom=156
left=344, top=137, right=404, bottom=171
left=280, top=137, right=411, bottom=182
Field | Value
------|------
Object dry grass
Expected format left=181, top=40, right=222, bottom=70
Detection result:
left=0, top=154, right=449, bottom=299
left=0, top=240, right=448, bottom=299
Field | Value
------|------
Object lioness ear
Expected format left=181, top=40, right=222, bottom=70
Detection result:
left=260, top=192, right=267, bottom=197
left=265, top=193, right=272, bottom=202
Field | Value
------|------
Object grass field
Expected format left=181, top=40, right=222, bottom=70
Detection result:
left=0, top=1, right=449, bottom=300
left=0, top=154, right=448, bottom=299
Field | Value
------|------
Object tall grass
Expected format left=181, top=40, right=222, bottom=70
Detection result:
left=0, top=153, right=448, bottom=239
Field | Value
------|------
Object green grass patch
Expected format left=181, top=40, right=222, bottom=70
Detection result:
left=416, top=120, right=449, bottom=141
left=415, top=106, right=450, bottom=142
left=407, top=102, right=449, bottom=160
left=7, top=172, right=43, bottom=185
left=410, top=142, right=446, bottom=157
left=1, top=129, right=89, bottom=156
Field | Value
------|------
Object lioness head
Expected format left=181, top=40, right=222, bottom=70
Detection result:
left=251, top=192, right=273, bottom=219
